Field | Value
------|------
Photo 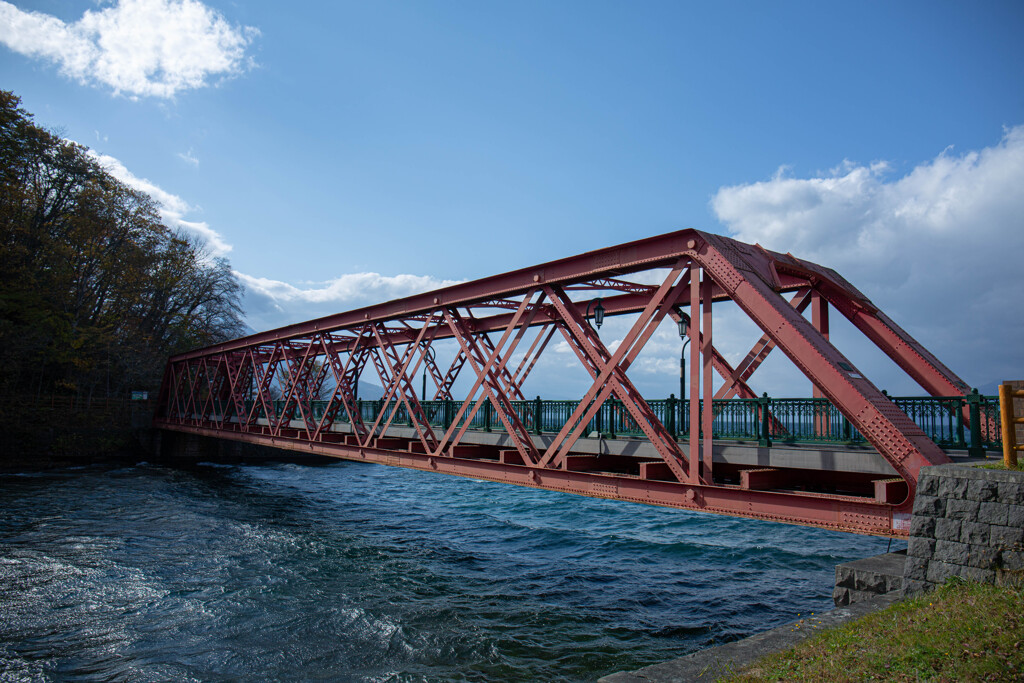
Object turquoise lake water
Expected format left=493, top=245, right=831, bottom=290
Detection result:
left=0, top=460, right=894, bottom=681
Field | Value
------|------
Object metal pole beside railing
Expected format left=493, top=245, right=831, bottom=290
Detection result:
left=758, top=393, right=771, bottom=447
left=999, top=382, right=1024, bottom=468
left=967, top=389, right=985, bottom=458
left=667, top=394, right=677, bottom=440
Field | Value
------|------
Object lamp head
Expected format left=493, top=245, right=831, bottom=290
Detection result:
left=677, top=313, right=690, bottom=339
left=594, top=298, right=605, bottom=329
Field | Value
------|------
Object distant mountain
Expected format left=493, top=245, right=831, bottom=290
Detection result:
left=976, top=380, right=1003, bottom=396
left=357, top=382, right=385, bottom=401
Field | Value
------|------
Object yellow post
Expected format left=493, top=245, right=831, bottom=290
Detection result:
left=999, top=382, right=1018, bottom=468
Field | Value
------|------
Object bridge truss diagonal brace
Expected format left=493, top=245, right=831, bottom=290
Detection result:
left=308, top=334, right=348, bottom=440
left=184, top=360, right=203, bottom=423
left=308, top=345, right=335, bottom=400
left=538, top=267, right=690, bottom=480
left=311, top=330, right=371, bottom=442
left=207, top=357, right=232, bottom=419
left=811, top=277, right=989, bottom=434
left=416, top=341, right=447, bottom=400
left=175, top=362, right=198, bottom=424
left=443, top=319, right=553, bottom=405
left=785, top=260, right=971, bottom=399
left=474, top=332, right=528, bottom=402
left=248, top=344, right=284, bottom=429
left=195, top=358, right=220, bottom=421
left=271, top=344, right=312, bottom=436
left=710, top=288, right=813, bottom=400
left=666, top=302, right=749, bottom=401
left=338, top=346, right=376, bottom=441
left=178, top=361, right=202, bottom=424
left=440, top=303, right=548, bottom=456
left=436, top=295, right=543, bottom=464
left=695, top=233, right=951, bottom=490
left=222, top=352, right=252, bottom=428
left=510, top=322, right=558, bottom=389
left=432, top=349, right=468, bottom=401
left=232, top=348, right=259, bottom=428
left=275, top=340, right=320, bottom=438
left=194, top=357, right=218, bottom=424
left=367, top=316, right=441, bottom=451
left=213, top=356, right=239, bottom=427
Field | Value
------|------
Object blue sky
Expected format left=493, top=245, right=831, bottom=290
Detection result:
left=2, top=0, right=1022, bottom=399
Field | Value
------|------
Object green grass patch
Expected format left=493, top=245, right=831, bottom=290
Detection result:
left=978, top=460, right=1024, bottom=471
left=723, top=580, right=1024, bottom=682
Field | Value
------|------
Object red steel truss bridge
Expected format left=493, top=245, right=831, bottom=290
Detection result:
left=153, top=229, right=980, bottom=537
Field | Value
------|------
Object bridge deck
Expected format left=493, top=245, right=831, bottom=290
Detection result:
left=156, top=415, right=933, bottom=537
left=233, top=416, right=909, bottom=474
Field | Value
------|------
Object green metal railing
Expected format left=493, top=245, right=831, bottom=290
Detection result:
left=200, top=390, right=1002, bottom=452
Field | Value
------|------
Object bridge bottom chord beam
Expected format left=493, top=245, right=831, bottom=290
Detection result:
left=154, top=421, right=911, bottom=537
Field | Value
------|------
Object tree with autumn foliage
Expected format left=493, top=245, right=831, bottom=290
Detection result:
left=0, top=90, right=246, bottom=399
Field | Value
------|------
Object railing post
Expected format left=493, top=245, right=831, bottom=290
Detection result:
left=758, top=393, right=772, bottom=447
left=998, top=383, right=1018, bottom=468
left=667, top=394, right=677, bottom=440
left=445, top=399, right=453, bottom=429
left=967, top=388, right=984, bottom=458
left=484, top=400, right=492, bottom=433
left=533, top=396, right=542, bottom=436
left=609, top=398, right=617, bottom=439
left=955, top=396, right=967, bottom=448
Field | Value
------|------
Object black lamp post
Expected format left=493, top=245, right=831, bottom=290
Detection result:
left=585, top=297, right=605, bottom=333
left=421, top=346, right=436, bottom=400
left=678, top=313, right=690, bottom=402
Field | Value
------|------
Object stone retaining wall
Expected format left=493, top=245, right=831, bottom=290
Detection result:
left=903, top=464, right=1024, bottom=594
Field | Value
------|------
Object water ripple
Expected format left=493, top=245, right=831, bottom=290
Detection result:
left=0, top=461, right=894, bottom=681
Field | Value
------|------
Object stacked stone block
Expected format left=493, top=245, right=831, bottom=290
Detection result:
left=903, top=464, right=1024, bottom=595
left=833, top=551, right=905, bottom=606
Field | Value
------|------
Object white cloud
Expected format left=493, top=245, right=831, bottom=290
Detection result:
left=177, top=148, right=199, bottom=167
left=237, top=272, right=465, bottom=332
left=88, top=150, right=232, bottom=256
left=238, top=272, right=464, bottom=306
left=83, top=147, right=465, bottom=346
left=711, top=125, right=1024, bottom=393
left=0, top=0, right=257, bottom=98
left=84, top=148, right=465, bottom=346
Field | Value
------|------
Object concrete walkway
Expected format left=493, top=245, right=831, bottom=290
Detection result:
left=598, top=591, right=901, bottom=682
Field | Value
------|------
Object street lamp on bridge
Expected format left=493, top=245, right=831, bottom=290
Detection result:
left=678, top=312, right=691, bottom=402
left=585, top=297, right=605, bottom=334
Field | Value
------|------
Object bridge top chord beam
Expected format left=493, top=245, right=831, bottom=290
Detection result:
left=171, top=231, right=813, bottom=362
